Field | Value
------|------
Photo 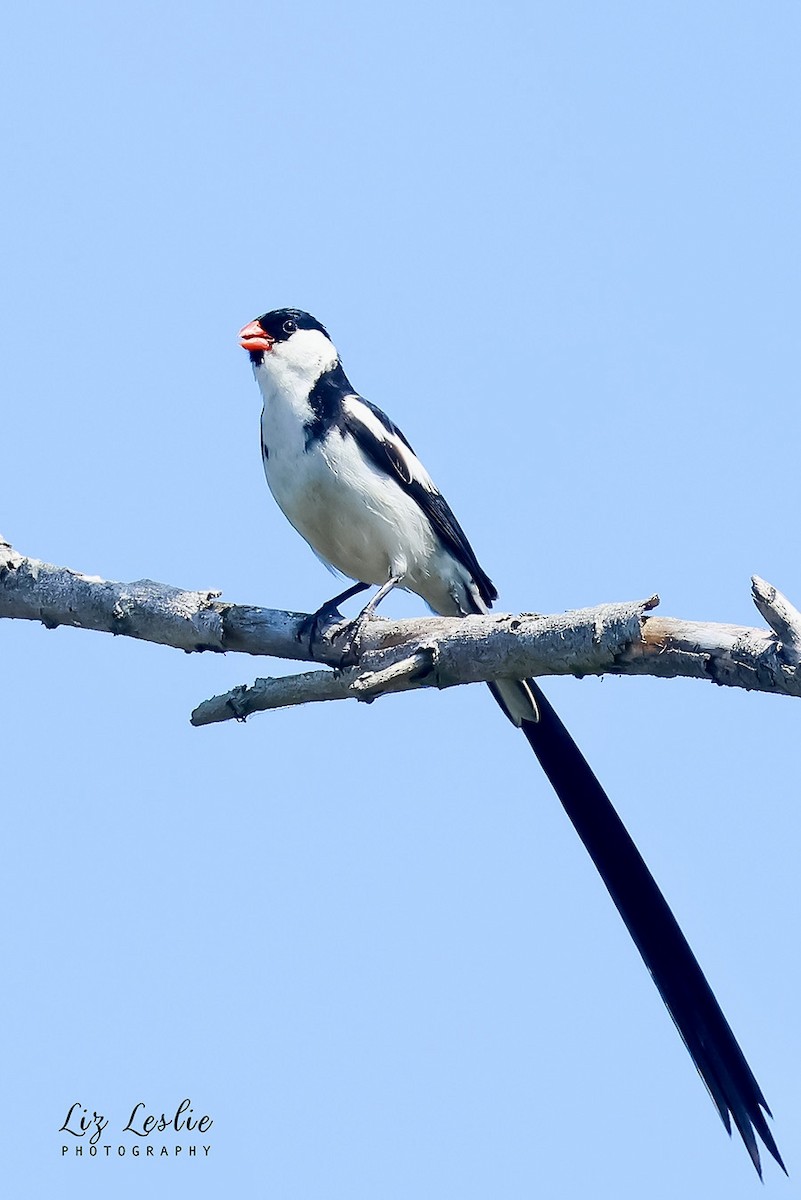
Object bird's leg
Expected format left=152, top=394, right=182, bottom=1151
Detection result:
left=298, top=581, right=371, bottom=653
left=338, top=575, right=403, bottom=667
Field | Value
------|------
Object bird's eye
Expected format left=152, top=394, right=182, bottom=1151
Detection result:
left=283, top=319, right=297, bottom=334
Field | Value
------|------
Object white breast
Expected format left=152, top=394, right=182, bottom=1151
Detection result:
left=255, top=358, right=475, bottom=615
left=261, top=404, right=435, bottom=585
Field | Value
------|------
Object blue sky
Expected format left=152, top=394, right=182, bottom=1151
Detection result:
left=2, top=2, right=799, bottom=1196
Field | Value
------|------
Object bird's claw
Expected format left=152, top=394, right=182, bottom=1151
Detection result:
left=335, top=615, right=369, bottom=669
left=297, top=604, right=345, bottom=654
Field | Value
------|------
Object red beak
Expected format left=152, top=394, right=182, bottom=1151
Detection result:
left=238, top=319, right=274, bottom=352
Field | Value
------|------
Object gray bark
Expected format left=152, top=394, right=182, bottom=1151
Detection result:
left=2, top=535, right=800, bottom=727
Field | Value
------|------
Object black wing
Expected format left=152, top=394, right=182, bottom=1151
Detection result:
left=341, top=394, right=498, bottom=608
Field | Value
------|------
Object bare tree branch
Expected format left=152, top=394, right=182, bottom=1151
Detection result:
left=751, top=575, right=801, bottom=665
left=3, top=535, right=800, bottom=727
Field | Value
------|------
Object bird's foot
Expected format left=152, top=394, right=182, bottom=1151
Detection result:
left=335, top=612, right=371, bottom=670
left=297, top=582, right=372, bottom=656
left=297, top=602, right=347, bottom=655
left=333, top=576, right=401, bottom=668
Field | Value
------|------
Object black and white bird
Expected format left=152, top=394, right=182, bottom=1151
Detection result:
left=238, top=307, right=784, bottom=1176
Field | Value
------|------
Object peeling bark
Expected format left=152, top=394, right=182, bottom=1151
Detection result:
left=2, top=535, right=800, bottom=727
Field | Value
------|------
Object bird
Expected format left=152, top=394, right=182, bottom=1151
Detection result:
left=238, top=306, right=784, bottom=1176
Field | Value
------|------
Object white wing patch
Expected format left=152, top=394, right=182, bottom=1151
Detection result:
left=342, top=395, right=437, bottom=493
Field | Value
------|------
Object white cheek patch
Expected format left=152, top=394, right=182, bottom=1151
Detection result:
left=343, top=396, right=437, bottom=493
left=254, top=328, right=339, bottom=422
left=276, top=328, right=338, bottom=378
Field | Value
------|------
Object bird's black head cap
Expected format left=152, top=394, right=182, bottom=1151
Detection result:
left=256, top=308, right=330, bottom=344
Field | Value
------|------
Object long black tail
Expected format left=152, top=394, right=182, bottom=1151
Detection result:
left=492, top=678, right=785, bottom=1177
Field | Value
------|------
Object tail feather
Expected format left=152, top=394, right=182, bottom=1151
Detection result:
left=490, top=677, right=785, bottom=1176
left=489, top=678, right=540, bottom=725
